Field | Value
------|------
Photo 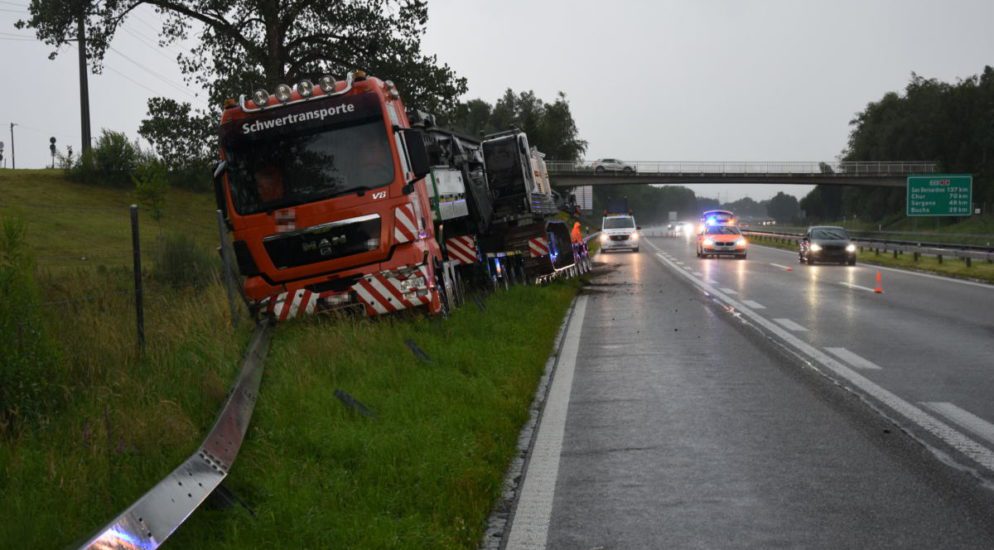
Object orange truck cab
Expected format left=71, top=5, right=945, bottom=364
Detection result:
left=214, top=72, right=444, bottom=320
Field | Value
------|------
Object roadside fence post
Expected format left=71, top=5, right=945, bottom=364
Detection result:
left=217, top=210, right=240, bottom=327
left=130, top=205, right=145, bottom=354
left=937, top=254, right=943, bottom=264
left=965, top=257, right=972, bottom=268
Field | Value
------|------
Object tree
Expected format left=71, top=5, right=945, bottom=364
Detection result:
left=138, top=98, right=214, bottom=170
left=18, top=0, right=467, bottom=114
left=766, top=191, right=800, bottom=223
left=446, top=90, right=588, bottom=161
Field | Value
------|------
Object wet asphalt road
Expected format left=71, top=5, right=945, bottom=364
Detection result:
left=536, top=237, right=994, bottom=549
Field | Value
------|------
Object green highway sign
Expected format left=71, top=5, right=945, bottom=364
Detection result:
left=906, top=174, right=972, bottom=217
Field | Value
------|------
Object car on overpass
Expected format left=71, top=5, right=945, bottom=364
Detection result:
left=697, top=224, right=747, bottom=259
left=592, top=158, right=635, bottom=173
left=799, top=226, right=857, bottom=265
left=600, top=214, right=640, bottom=252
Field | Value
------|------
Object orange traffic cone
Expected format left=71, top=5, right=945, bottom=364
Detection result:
left=874, top=271, right=883, bottom=294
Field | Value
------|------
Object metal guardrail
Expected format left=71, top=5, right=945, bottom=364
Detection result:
left=545, top=160, right=939, bottom=176
left=743, top=229, right=994, bottom=263
left=79, top=323, right=273, bottom=549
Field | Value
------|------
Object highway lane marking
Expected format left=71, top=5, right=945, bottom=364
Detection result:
left=770, top=262, right=792, bottom=271
left=742, top=299, right=765, bottom=309
left=923, top=403, right=994, bottom=447
left=649, top=251, right=994, bottom=474
left=839, top=281, right=876, bottom=293
left=706, top=278, right=719, bottom=285
left=825, top=347, right=883, bottom=370
left=693, top=271, right=704, bottom=277
left=773, top=318, right=808, bottom=332
left=720, top=288, right=738, bottom=295
left=505, top=296, right=588, bottom=550
left=750, top=243, right=994, bottom=290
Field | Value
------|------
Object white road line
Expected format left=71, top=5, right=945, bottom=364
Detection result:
left=649, top=251, right=994, bottom=474
left=720, top=288, right=738, bottom=295
left=750, top=242, right=994, bottom=290
left=838, top=281, right=877, bottom=293
left=770, top=262, right=792, bottom=270
left=693, top=271, right=704, bottom=277
left=706, top=279, right=719, bottom=285
left=773, top=318, right=808, bottom=332
left=923, top=402, right=994, bottom=447
left=505, top=296, right=587, bottom=550
left=742, top=299, right=765, bottom=309
left=825, top=347, right=882, bottom=370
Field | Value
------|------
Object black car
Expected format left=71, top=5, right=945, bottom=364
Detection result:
left=799, top=226, right=857, bottom=265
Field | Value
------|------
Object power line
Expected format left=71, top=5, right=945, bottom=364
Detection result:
left=120, top=26, right=180, bottom=63
left=107, top=45, right=197, bottom=99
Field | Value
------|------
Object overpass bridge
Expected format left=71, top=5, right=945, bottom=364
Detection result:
left=546, top=160, right=938, bottom=188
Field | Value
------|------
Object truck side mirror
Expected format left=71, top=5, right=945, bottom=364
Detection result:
left=401, top=128, right=430, bottom=180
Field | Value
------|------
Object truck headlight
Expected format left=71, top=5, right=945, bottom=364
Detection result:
left=600, top=233, right=608, bottom=243
left=846, top=244, right=856, bottom=252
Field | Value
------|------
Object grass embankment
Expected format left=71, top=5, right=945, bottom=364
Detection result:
left=0, top=169, right=217, bottom=271
left=747, top=234, right=994, bottom=284
left=1, top=169, right=579, bottom=548
left=168, top=283, right=576, bottom=549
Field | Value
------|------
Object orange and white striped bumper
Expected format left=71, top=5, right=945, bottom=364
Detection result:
left=529, top=237, right=550, bottom=257
left=261, top=263, right=433, bottom=321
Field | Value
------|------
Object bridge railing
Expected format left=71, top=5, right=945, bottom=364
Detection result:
left=545, top=160, right=939, bottom=176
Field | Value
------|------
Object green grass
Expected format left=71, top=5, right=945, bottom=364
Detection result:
left=167, top=283, right=576, bottom=548
left=1, top=169, right=580, bottom=548
left=0, top=169, right=218, bottom=270
left=747, top=234, right=994, bottom=284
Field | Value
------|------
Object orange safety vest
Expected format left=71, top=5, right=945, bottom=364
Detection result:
left=571, top=222, right=583, bottom=244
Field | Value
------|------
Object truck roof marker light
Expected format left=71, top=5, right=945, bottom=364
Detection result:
left=296, top=79, right=314, bottom=97
left=251, top=89, right=270, bottom=107
left=274, top=83, right=293, bottom=103
left=353, top=69, right=367, bottom=81
left=238, top=72, right=354, bottom=112
left=318, top=75, right=337, bottom=93
left=384, top=80, right=400, bottom=99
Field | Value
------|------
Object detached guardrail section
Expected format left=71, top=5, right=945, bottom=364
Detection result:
left=743, top=229, right=994, bottom=266
left=545, top=160, right=939, bottom=176
left=79, top=323, right=273, bottom=550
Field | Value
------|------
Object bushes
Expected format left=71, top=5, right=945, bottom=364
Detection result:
left=152, top=233, right=219, bottom=289
left=0, top=216, right=62, bottom=434
left=69, top=130, right=149, bottom=187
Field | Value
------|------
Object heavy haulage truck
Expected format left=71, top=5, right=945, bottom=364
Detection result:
left=213, top=71, right=584, bottom=321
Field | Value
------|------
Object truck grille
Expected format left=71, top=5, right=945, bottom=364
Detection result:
left=263, top=214, right=381, bottom=269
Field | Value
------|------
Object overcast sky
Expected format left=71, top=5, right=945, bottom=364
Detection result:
left=3, top=0, right=994, bottom=201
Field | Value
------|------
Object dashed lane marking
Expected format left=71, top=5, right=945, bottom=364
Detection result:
left=742, top=299, right=765, bottom=309
left=720, top=288, right=738, bottom=295
left=839, top=281, right=877, bottom=293
left=649, top=251, right=994, bottom=474
left=773, top=318, right=808, bottom=332
left=770, top=262, right=792, bottom=271
left=825, top=347, right=883, bottom=370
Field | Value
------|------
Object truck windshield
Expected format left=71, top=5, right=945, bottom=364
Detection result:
left=224, top=120, right=395, bottom=215
left=603, top=217, right=635, bottom=229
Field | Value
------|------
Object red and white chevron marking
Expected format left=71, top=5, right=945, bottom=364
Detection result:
left=353, top=265, right=432, bottom=316
left=529, top=237, right=550, bottom=258
left=445, top=235, right=478, bottom=264
left=393, top=203, right=419, bottom=243
left=266, top=288, right=322, bottom=321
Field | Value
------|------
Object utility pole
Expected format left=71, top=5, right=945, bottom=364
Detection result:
left=77, top=6, right=91, bottom=154
left=9, top=123, right=16, bottom=169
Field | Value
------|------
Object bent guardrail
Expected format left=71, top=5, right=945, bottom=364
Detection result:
left=79, top=323, right=273, bottom=549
